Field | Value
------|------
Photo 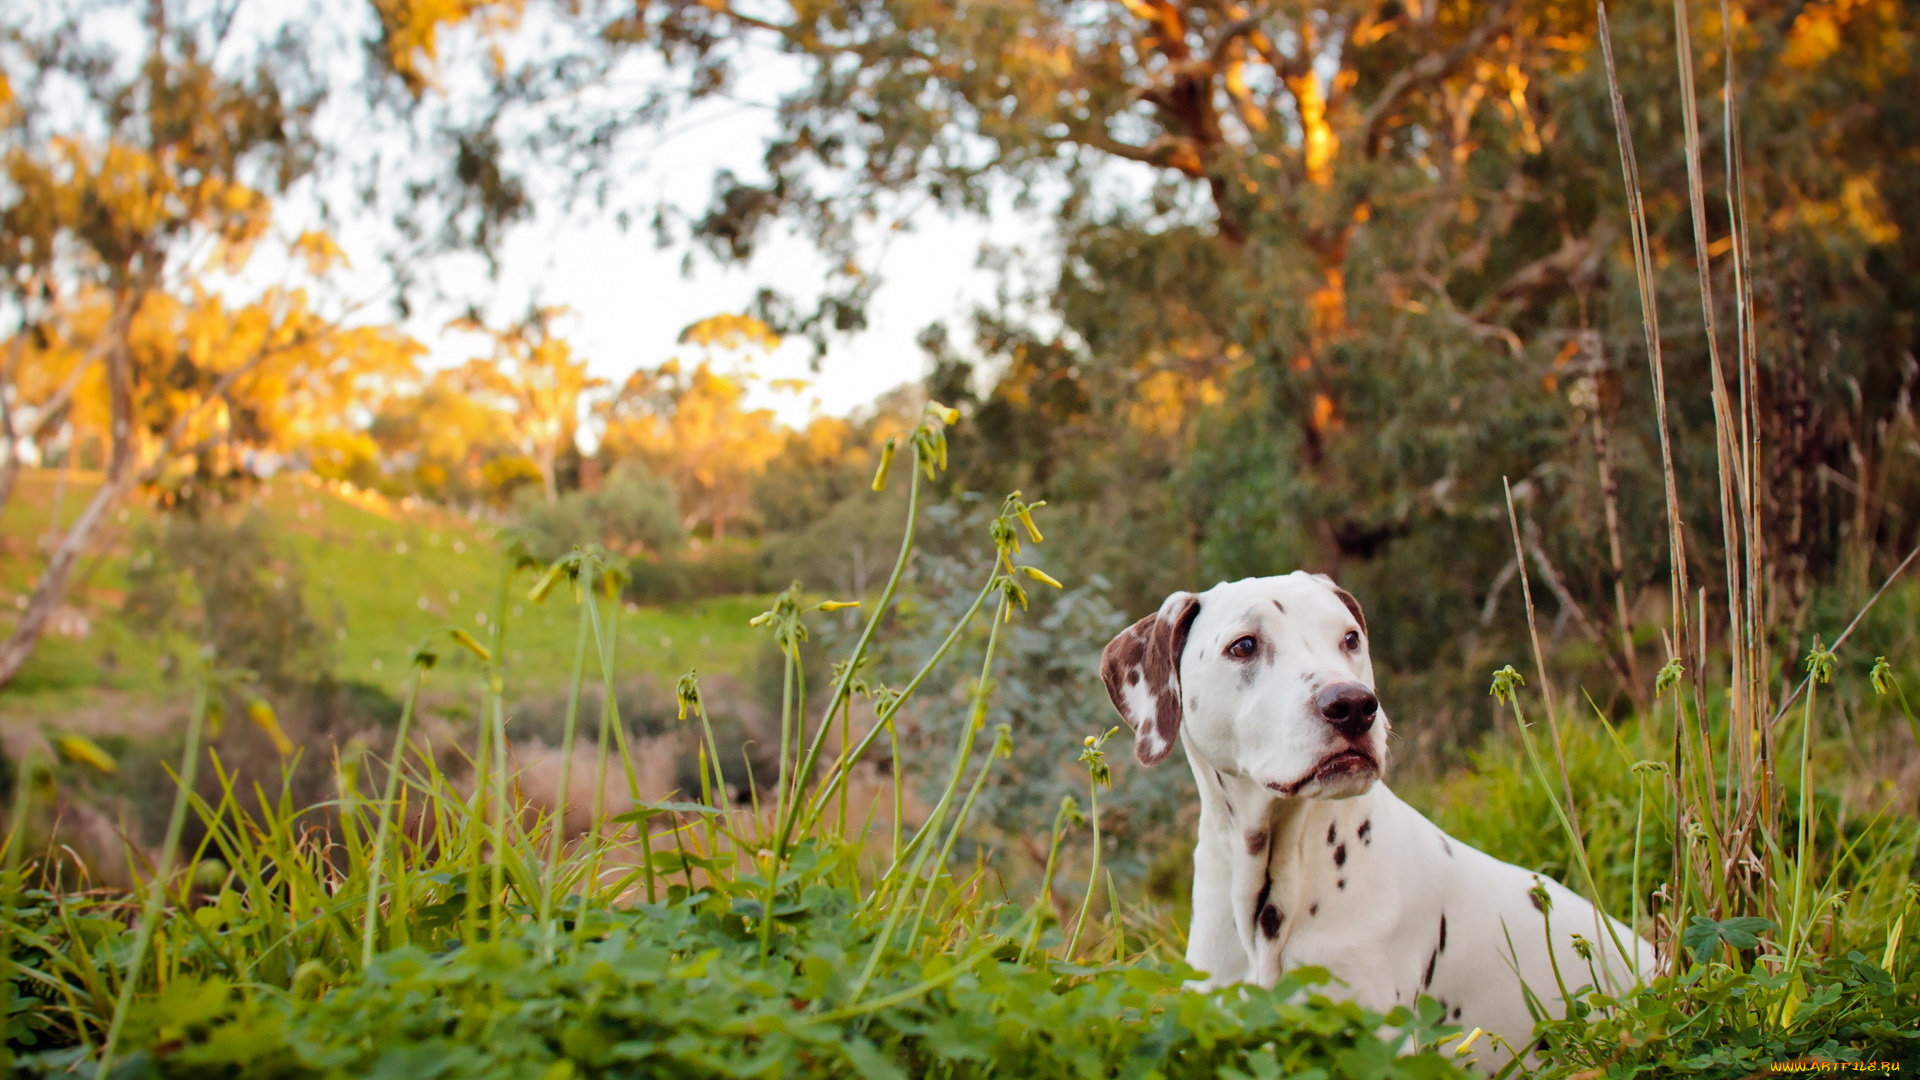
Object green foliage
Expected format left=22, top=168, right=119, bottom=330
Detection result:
left=1532, top=952, right=1920, bottom=1078
left=871, top=525, right=1189, bottom=886
left=1682, top=916, right=1774, bottom=961
left=8, top=892, right=1463, bottom=1080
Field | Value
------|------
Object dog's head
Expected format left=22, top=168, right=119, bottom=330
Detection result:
left=1100, top=573, right=1386, bottom=799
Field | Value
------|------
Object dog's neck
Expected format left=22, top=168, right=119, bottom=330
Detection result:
left=1209, top=768, right=1386, bottom=852
left=1200, top=765, right=1391, bottom=960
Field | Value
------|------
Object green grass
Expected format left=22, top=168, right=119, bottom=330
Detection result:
left=0, top=469, right=764, bottom=716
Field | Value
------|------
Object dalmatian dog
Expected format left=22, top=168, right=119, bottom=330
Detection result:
left=1101, top=573, right=1652, bottom=1069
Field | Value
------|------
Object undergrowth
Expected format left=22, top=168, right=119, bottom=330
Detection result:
left=0, top=407, right=1466, bottom=1079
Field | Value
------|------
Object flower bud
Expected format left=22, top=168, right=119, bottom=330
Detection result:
left=54, top=734, right=118, bottom=775
left=246, top=697, right=294, bottom=757
left=1018, top=566, right=1063, bottom=589
left=527, top=561, right=567, bottom=603
left=451, top=628, right=492, bottom=661
left=1015, top=506, right=1043, bottom=543
left=871, top=437, right=897, bottom=492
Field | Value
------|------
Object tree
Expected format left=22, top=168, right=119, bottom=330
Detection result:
left=600, top=315, right=785, bottom=542
left=370, top=368, right=526, bottom=502
left=291, top=0, right=1920, bottom=709
left=451, top=306, right=603, bottom=505
left=0, top=2, right=419, bottom=686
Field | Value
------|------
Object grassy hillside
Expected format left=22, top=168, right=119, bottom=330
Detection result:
left=0, top=469, right=765, bottom=721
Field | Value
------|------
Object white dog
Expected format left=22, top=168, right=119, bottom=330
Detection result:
left=1101, top=573, right=1651, bottom=1068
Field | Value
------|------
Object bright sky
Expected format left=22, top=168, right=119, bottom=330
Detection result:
left=345, top=32, right=1053, bottom=430
left=20, top=0, right=1056, bottom=430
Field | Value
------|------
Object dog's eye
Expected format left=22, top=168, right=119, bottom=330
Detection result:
left=1343, top=630, right=1361, bottom=651
left=1226, top=635, right=1258, bottom=659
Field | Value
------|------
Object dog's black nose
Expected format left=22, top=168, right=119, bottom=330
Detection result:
left=1315, top=682, right=1378, bottom=738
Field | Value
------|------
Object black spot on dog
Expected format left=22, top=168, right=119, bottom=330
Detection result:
left=1309, top=902, right=1319, bottom=917
left=1258, top=904, right=1283, bottom=939
left=1438, top=914, right=1447, bottom=954
left=1272, top=600, right=1285, bottom=615
left=1452, top=1006, right=1463, bottom=1020
left=1337, top=878, right=1346, bottom=890
left=1394, top=990, right=1402, bottom=1003
left=1327, top=822, right=1338, bottom=845
left=1528, top=889, right=1545, bottom=913
left=1357, top=819, right=1372, bottom=845
left=1333, top=843, right=1347, bottom=868
left=1245, top=829, right=1269, bottom=856
left=1422, top=946, right=1439, bottom=989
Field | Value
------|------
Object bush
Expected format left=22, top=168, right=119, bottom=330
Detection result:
left=512, top=462, right=683, bottom=564
left=122, top=508, right=332, bottom=692
left=626, top=543, right=770, bottom=603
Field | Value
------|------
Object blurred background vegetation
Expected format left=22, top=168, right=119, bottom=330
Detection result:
left=1, top=0, right=1916, bottom=898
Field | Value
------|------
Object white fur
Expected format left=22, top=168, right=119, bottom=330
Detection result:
left=1124, top=573, right=1652, bottom=1072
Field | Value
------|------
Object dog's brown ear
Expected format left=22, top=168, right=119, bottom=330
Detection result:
left=1313, top=573, right=1367, bottom=635
left=1100, top=591, right=1201, bottom=766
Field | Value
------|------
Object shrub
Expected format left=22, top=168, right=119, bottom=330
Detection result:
left=122, top=509, right=331, bottom=692
left=626, top=543, right=770, bottom=604
left=512, top=462, right=683, bottom=565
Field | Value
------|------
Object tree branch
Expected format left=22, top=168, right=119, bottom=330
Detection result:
left=1359, top=0, right=1518, bottom=158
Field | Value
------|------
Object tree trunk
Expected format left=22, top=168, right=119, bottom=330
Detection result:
left=0, top=298, right=136, bottom=688
left=539, top=443, right=559, bottom=505
left=0, top=329, right=25, bottom=514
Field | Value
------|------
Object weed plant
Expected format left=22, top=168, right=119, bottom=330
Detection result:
left=0, top=406, right=1465, bottom=1079
left=1448, top=3, right=1920, bottom=1074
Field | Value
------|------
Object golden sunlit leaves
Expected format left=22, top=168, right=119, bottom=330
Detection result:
left=372, top=0, right=523, bottom=96
left=1767, top=172, right=1902, bottom=247
left=1782, top=4, right=1845, bottom=68
left=4, top=286, right=422, bottom=488
left=678, top=312, right=782, bottom=353
left=1123, top=345, right=1246, bottom=441
left=454, top=309, right=604, bottom=503
left=293, top=231, right=349, bottom=275
left=602, top=358, right=783, bottom=541
left=1840, top=175, right=1901, bottom=244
